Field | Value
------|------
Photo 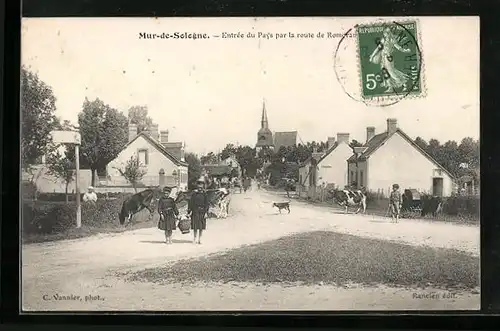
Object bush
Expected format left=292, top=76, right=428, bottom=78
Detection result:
left=442, top=196, right=479, bottom=217
left=22, top=201, right=76, bottom=234
left=22, top=181, right=38, bottom=200
left=22, top=193, right=135, bottom=236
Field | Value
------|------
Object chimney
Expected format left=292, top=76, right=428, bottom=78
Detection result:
left=327, top=137, right=336, bottom=149
left=128, top=123, right=138, bottom=142
left=160, top=130, right=169, bottom=145
left=149, top=124, right=159, bottom=141
left=387, top=118, right=398, bottom=135
left=163, top=142, right=183, bottom=161
left=337, top=133, right=350, bottom=145
left=366, top=127, right=375, bottom=143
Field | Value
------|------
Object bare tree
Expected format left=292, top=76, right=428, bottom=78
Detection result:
left=46, top=148, right=75, bottom=203
left=115, top=156, right=147, bottom=193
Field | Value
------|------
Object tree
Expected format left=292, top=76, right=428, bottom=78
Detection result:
left=220, top=143, right=237, bottom=160
left=440, top=140, right=460, bottom=175
left=349, top=139, right=363, bottom=148
left=46, top=147, right=75, bottom=203
left=458, top=137, right=479, bottom=169
left=128, top=105, right=155, bottom=134
left=414, top=136, right=428, bottom=151
left=200, top=152, right=218, bottom=165
left=21, top=67, right=59, bottom=170
left=185, top=152, right=202, bottom=190
left=115, top=156, right=147, bottom=193
left=78, top=98, right=129, bottom=185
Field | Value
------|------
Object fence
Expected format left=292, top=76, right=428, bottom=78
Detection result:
left=294, top=184, right=479, bottom=221
left=98, top=175, right=185, bottom=188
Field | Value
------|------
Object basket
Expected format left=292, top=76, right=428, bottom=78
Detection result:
left=178, top=218, right=191, bottom=234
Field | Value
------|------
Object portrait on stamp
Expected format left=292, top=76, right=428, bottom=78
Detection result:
left=20, top=16, right=479, bottom=312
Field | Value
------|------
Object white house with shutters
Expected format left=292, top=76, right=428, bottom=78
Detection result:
left=105, top=123, right=189, bottom=191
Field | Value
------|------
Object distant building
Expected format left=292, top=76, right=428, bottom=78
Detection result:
left=255, top=101, right=274, bottom=152
left=220, top=155, right=242, bottom=177
left=255, top=100, right=297, bottom=152
left=105, top=123, right=189, bottom=191
left=347, top=118, right=456, bottom=197
left=298, top=133, right=353, bottom=192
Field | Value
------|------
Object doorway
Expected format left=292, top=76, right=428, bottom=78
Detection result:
left=432, top=177, right=444, bottom=197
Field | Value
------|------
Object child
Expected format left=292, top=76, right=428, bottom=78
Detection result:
left=389, top=184, right=402, bottom=223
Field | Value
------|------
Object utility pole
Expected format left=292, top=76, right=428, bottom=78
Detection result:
left=75, top=142, right=81, bottom=228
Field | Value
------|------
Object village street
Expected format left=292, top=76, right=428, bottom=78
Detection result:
left=22, top=186, right=480, bottom=311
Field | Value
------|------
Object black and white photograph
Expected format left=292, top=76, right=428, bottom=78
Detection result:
left=21, top=17, right=479, bottom=311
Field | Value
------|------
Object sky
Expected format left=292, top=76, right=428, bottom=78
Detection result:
left=21, top=17, right=479, bottom=155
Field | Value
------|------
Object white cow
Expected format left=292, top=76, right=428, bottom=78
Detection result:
left=216, top=188, right=231, bottom=218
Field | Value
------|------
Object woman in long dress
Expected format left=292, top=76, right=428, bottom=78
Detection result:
left=188, top=179, right=209, bottom=244
left=158, top=186, right=179, bottom=244
left=369, top=27, right=412, bottom=93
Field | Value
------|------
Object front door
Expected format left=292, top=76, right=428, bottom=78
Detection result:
left=432, top=177, right=444, bottom=197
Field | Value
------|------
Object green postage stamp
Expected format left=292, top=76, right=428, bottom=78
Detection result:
left=356, top=20, right=424, bottom=100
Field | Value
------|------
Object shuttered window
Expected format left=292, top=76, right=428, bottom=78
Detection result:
left=138, top=149, right=148, bottom=165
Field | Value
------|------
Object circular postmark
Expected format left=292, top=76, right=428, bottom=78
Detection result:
left=334, top=20, right=424, bottom=107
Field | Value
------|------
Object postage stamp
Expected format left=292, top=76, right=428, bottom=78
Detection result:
left=356, top=20, right=423, bottom=100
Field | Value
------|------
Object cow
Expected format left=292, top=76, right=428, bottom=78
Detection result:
left=420, top=195, right=443, bottom=217
left=119, top=188, right=161, bottom=226
left=216, top=187, right=231, bottom=218
left=332, top=189, right=367, bottom=214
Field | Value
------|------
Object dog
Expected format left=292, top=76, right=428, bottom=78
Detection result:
left=273, top=202, right=290, bottom=214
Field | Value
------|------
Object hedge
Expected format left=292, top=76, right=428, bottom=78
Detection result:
left=22, top=193, right=136, bottom=235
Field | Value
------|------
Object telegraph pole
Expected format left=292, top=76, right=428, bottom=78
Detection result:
left=75, top=142, right=81, bottom=228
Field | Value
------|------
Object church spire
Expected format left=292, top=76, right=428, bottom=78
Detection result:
left=261, top=99, right=269, bottom=130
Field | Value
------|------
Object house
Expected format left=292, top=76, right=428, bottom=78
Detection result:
left=22, top=141, right=93, bottom=194
left=347, top=118, right=456, bottom=197
left=298, top=133, right=353, bottom=197
left=22, top=164, right=92, bottom=194
left=105, top=123, right=189, bottom=191
left=220, top=155, right=242, bottom=177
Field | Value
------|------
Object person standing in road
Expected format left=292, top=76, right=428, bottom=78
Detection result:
left=158, top=186, right=179, bottom=244
left=389, top=183, right=402, bottom=223
left=188, top=179, right=209, bottom=244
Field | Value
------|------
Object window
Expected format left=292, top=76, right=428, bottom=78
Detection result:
left=138, top=149, right=148, bottom=165
left=350, top=171, right=354, bottom=183
left=360, top=170, right=364, bottom=187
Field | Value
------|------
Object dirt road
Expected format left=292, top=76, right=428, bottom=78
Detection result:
left=22, top=187, right=480, bottom=311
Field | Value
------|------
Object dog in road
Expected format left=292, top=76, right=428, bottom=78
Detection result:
left=273, top=201, right=290, bottom=214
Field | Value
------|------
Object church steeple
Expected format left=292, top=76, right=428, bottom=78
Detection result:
left=256, top=98, right=274, bottom=150
left=261, top=100, right=269, bottom=130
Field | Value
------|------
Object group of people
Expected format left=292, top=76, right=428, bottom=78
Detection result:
left=157, top=178, right=209, bottom=245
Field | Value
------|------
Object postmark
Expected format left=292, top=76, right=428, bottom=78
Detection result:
left=334, top=19, right=426, bottom=107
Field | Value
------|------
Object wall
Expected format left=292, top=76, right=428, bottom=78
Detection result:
left=22, top=165, right=92, bottom=194
left=298, top=163, right=311, bottom=188
left=367, top=132, right=454, bottom=196
left=106, top=135, right=186, bottom=189
left=317, top=143, right=352, bottom=189
left=347, top=160, right=368, bottom=189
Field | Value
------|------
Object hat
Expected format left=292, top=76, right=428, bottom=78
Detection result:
left=88, top=186, right=94, bottom=190
left=163, top=186, right=172, bottom=192
left=392, top=184, right=399, bottom=189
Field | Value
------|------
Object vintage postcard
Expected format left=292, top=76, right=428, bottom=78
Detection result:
left=21, top=17, right=479, bottom=311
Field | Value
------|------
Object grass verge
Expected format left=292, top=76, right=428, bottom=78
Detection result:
left=128, top=231, right=479, bottom=291
left=22, top=220, right=154, bottom=244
